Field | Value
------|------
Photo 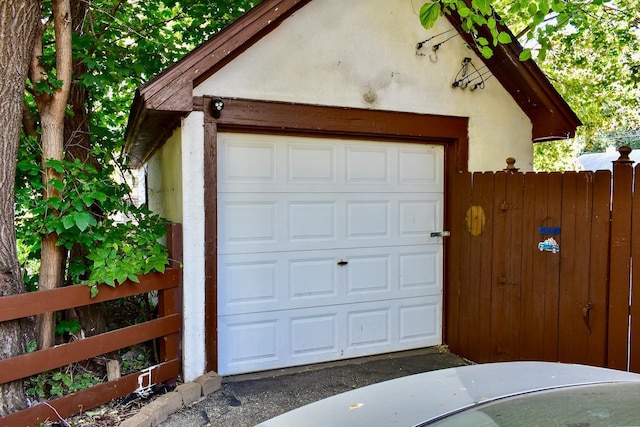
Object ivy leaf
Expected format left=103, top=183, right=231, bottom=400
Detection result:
left=420, top=2, right=441, bottom=29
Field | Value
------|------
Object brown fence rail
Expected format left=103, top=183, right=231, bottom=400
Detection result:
left=0, top=224, right=182, bottom=427
left=446, top=152, right=640, bottom=372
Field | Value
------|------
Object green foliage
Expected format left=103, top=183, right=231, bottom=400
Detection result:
left=533, top=138, right=585, bottom=171
left=17, top=1, right=257, bottom=293
left=26, top=369, right=102, bottom=399
left=15, top=137, right=168, bottom=292
left=420, top=0, right=640, bottom=168
left=55, top=319, right=81, bottom=336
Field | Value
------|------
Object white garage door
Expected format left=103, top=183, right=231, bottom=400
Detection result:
left=217, top=133, right=444, bottom=375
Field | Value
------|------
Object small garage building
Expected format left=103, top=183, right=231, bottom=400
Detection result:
left=125, top=0, right=580, bottom=380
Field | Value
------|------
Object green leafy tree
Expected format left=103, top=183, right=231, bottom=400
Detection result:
left=420, top=0, right=640, bottom=170
left=14, top=0, right=258, bottom=351
left=0, top=0, right=40, bottom=415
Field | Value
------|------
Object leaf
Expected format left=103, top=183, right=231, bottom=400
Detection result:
left=81, top=193, right=94, bottom=207
left=551, top=0, right=565, bottom=13
left=62, top=215, right=76, bottom=230
left=49, top=179, right=65, bottom=192
left=480, top=46, right=494, bottom=58
left=46, top=159, right=65, bottom=174
left=420, top=2, right=441, bottom=29
left=73, top=211, right=96, bottom=232
left=519, top=48, right=532, bottom=61
left=497, top=32, right=512, bottom=44
left=477, top=37, right=489, bottom=46
left=471, top=0, right=491, bottom=16
left=458, top=6, right=471, bottom=17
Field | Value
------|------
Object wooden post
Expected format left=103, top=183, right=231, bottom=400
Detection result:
left=158, top=223, right=183, bottom=377
left=608, top=146, right=634, bottom=370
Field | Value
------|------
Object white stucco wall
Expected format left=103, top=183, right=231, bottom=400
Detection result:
left=193, top=0, right=533, bottom=171
left=146, top=112, right=206, bottom=381
left=146, top=130, right=183, bottom=223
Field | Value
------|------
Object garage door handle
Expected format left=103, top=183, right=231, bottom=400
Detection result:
left=337, top=259, right=349, bottom=266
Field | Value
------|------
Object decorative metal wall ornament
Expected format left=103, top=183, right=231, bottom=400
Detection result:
left=451, top=58, right=493, bottom=91
left=415, top=29, right=458, bottom=62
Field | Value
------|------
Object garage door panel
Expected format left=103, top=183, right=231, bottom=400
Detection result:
left=289, top=201, right=337, bottom=241
left=217, top=133, right=444, bottom=375
left=288, top=143, right=337, bottom=184
left=399, top=146, right=442, bottom=187
left=218, top=296, right=442, bottom=375
left=399, top=300, right=442, bottom=344
left=345, top=145, right=391, bottom=184
left=224, top=201, right=277, bottom=244
left=346, top=201, right=390, bottom=239
left=218, top=193, right=443, bottom=254
left=222, top=140, right=277, bottom=184
left=218, top=245, right=440, bottom=316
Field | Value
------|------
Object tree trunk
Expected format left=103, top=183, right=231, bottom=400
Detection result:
left=34, top=0, right=73, bottom=350
left=0, top=0, right=41, bottom=415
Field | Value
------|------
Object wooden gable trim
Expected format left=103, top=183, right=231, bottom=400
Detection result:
left=140, top=0, right=310, bottom=113
left=199, top=96, right=469, bottom=371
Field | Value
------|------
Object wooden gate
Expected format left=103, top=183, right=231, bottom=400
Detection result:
left=446, top=148, right=640, bottom=371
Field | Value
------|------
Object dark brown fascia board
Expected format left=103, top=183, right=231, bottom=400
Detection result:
left=444, top=12, right=581, bottom=141
left=138, top=0, right=311, bottom=112
left=124, top=0, right=311, bottom=167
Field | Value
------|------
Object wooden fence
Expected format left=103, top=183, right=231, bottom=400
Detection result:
left=0, top=224, right=182, bottom=426
left=446, top=149, right=640, bottom=372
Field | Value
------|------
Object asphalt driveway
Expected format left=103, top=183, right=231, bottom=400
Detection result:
left=158, top=347, right=471, bottom=427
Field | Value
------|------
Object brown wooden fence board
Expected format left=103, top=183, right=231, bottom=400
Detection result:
left=558, top=172, right=579, bottom=363
left=608, top=161, right=634, bottom=370
left=456, top=171, right=475, bottom=358
left=559, top=172, right=591, bottom=364
left=476, top=172, right=496, bottom=363
left=542, top=172, right=563, bottom=361
left=0, top=269, right=180, bottom=322
left=444, top=172, right=467, bottom=354
left=0, top=314, right=180, bottom=384
left=0, top=359, right=180, bottom=427
left=519, top=173, right=538, bottom=360
left=525, top=173, right=550, bottom=361
left=586, top=170, right=611, bottom=367
left=506, top=172, right=524, bottom=360
left=490, top=172, right=510, bottom=360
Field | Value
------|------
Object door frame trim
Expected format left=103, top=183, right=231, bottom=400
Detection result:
left=198, top=96, right=469, bottom=372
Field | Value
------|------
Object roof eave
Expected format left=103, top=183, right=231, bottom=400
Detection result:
left=124, top=0, right=312, bottom=167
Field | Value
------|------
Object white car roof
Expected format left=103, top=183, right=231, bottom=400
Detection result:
left=256, top=361, right=640, bottom=427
